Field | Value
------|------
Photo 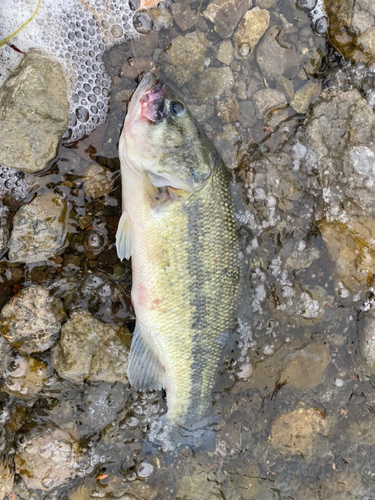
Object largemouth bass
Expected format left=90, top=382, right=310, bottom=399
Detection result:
left=116, top=73, right=239, bottom=430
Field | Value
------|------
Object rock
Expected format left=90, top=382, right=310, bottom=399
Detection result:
left=188, top=104, right=214, bottom=124
left=0, top=337, right=12, bottom=378
left=189, top=67, right=234, bottom=100
left=83, top=164, right=114, bottom=199
left=214, top=124, right=241, bottom=169
left=233, top=7, right=270, bottom=55
left=222, top=460, right=259, bottom=499
left=2, top=353, right=48, bottom=399
left=357, top=27, right=375, bottom=59
left=0, top=49, right=69, bottom=174
left=129, top=30, right=159, bottom=57
left=79, top=382, right=127, bottom=433
left=280, top=343, right=331, bottom=389
left=275, top=75, right=295, bottom=101
left=252, top=89, right=287, bottom=119
left=214, top=40, right=234, bottom=66
left=151, top=3, right=174, bottom=30
left=202, top=0, right=252, bottom=38
left=359, top=312, right=375, bottom=373
left=51, top=310, right=132, bottom=384
left=256, top=27, right=300, bottom=80
left=121, top=56, right=156, bottom=79
left=216, top=95, right=239, bottom=123
left=290, top=82, right=321, bottom=113
left=256, top=0, right=278, bottom=7
left=0, top=285, right=66, bottom=355
left=7, top=192, right=73, bottom=264
left=270, top=405, right=334, bottom=458
left=0, top=459, right=13, bottom=500
left=171, top=2, right=196, bottom=31
left=160, top=31, right=207, bottom=86
left=233, top=80, right=248, bottom=100
left=15, top=422, right=80, bottom=491
left=238, top=100, right=257, bottom=127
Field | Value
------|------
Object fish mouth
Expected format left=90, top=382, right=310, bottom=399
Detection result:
left=127, top=72, right=166, bottom=124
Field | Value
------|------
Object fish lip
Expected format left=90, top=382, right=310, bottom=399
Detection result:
left=127, top=72, right=167, bottom=124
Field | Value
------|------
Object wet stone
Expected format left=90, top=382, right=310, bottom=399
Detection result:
left=3, top=353, right=48, bottom=399
left=252, top=88, right=287, bottom=119
left=202, top=0, right=252, bottom=39
left=238, top=100, right=257, bottom=127
left=256, top=26, right=300, bottom=79
left=171, top=2, right=196, bottom=31
left=160, top=31, right=207, bottom=86
left=275, top=75, right=295, bottom=102
left=188, top=104, right=214, bottom=124
left=214, top=124, right=241, bottom=169
left=83, top=163, right=114, bottom=199
left=280, top=343, right=331, bottom=390
left=0, top=285, right=66, bottom=355
left=189, top=66, right=234, bottom=100
left=0, top=459, right=13, bottom=500
left=270, top=405, right=334, bottom=458
left=215, top=40, right=234, bottom=66
left=233, top=7, right=270, bottom=54
left=0, top=49, right=69, bottom=174
left=255, top=0, right=278, bottom=7
left=290, top=82, right=321, bottom=113
left=216, top=95, right=239, bottom=124
left=7, top=192, right=72, bottom=264
left=15, top=422, right=80, bottom=491
left=51, top=310, right=132, bottom=384
left=359, top=312, right=375, bottom=373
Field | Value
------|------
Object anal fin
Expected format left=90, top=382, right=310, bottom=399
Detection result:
left=128, top=322, right=166, bottom=391
left=116, top=210, right=132, bottom=261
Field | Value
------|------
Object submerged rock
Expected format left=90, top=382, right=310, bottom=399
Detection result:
left=160, top=31, right=207, bottom=86
left=0, top=49, right=69, bottom=174
left=0, top=459, right=13, bottom=500
left=83, top=164, right=115, bottom=199
left=216, top=95, right=239, bottom=123
left=171, top=2, right=196, bottom=31
left=2, top=353, right=49, bottom=399
left=7, top=192, right=73, bottom=264
left=252, top=88, right=287, bottom=119
left=51, top=311, right=132, bottom=384
left=256, top=27, right=300, bottom=79
left=15, top=422, right=80, bottom=491
left=233, top=7, right=270, bottom=55
left=0, top=285, right=66, bottom=354
left=290, top=82, right=321, bottom=113
left=270, top=405, right=334, bottom=458
left=189, top=66, right=234, bottom=100
left=202, top=0, right=252, bottom=38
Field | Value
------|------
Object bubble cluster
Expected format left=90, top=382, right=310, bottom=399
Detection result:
left=0, top=0, right=140, bottom=142
left=335, top=61, right=375, bottom=110
left=295, top=0, right=328, bottom=35
left=0, top=165, right=30, bottom=199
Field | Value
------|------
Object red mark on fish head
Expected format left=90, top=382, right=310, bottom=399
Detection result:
left=140, top=80, right=166, bottom=122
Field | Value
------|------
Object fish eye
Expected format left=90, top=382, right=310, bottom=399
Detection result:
left=170, top=100, right=185, bottom=117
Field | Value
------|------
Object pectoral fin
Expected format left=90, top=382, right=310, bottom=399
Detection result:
left=116, top=210, right=132, bottom=261
left=128, top=322, right=166, bottom=391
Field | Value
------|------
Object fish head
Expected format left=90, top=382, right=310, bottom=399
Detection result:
left=120, top=72, right=217, bottom=193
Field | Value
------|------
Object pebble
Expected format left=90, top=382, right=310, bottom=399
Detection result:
left=0, top=285, right=66, bottom=355
left=51, top=310, right=132, bottom=384
left=214, top=40, right=234, bottom=66
left=252, top=89, right=287, bottom=119
left=188, top=104, right=214, bottom=124
left=290, top=82, right=321, bottom=113
left=189, top=67, right=234, bottom=100
left=171, top=2, right=196, bottom=31
left=7, top=192, right=72, bottom=264
left=275, top=75, right=295, bottom=102
left=0, top=459, right=13, bottom=500
left=160, top=31, right=207, bottom=86
left=213, top=124, right=240, bottom=169
left=3, top=353, right=48, bottom=399
left=233, top=7, right=270, bottom=54
left=136, top=459, right=155, bottom=479
left=202, top=0, right=252, bottom=38
left=238, top=100, right=257, bottom=127
left=83, top=164, right=114, bottom=199
left=216, top=95, right=239, bottom=124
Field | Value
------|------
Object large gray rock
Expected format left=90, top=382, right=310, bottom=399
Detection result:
left=0, top=49, right=69, bottom=174
left=0, top=285, right=66, bottom=355
left=51, top=311, right=132, bottom=384
left=7, top=192, right=72, bottom=263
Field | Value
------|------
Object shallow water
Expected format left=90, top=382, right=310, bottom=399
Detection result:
left=1, top=0, right=375, bottom=498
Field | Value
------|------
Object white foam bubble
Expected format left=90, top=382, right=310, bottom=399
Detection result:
left=0, top=0, right=139, bottom=142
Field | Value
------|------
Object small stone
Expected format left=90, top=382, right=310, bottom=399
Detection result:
left=160, top=31, right=207, bottom=86
left=357, top=27, right=375, bottom=59
left=256, top=26, right=300, bottom=79
left=0, top=49, right=69, bottom=174
left=252, top=89, right=287, bottom=119
left=171, top=3, right=196, bottom=31
left=78, top=214, right=93, bottom=230
left=238, top=100, right=257, bottom=127
left=214, top=40, right=234, bottom=66
left=15, top=422, right=80, bottom=491
left=189, top=67, right=234, bottom=100
left=2, top=354, right=48, bottom=399
left=202, top=0, right=252, bottom=38
left=233, top=7, right=270, bottom=54
left=233, top=80, right=248, bottom=100
left=136, top=459, right=155, bottom=479
left=7, top=192, right=72, bottom=264
left=213, top=124, right=240, bottom=169
left=335, top=378, right=344, bottom=387
left=188, top=104, right=214, bottom=124
left=275, top=75, right=295, bottom=101
left=0, top=285, right=66, bottom=355
left=290, top=82, right=321, bottom=113
left=51, top=310, right=132, bottom=384
left=152, top=3, right=174, bottom=30
left=237, top=362, right=253, bottom=379
left=216, top=95, right=239, bottom=123
left=255, top=0, right=278, bottom=7
left=83, top=164, right=114, bottom=199
left=270, top=405, right=334, bottom=458
left=0, top=459, right=13, bottom=500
